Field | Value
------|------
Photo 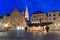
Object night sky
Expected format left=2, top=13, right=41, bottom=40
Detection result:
left=0, top=0, right=60, bottom=17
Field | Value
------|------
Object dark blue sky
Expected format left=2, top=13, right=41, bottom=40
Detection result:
left=0, top=0, right=60, bottom=16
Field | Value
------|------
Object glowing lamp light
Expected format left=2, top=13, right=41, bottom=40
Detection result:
left=21, top=27, right=24, bottom=30
left=17, top=26, right=25, bottom=30
left=17, top=27, right=21, bottom=30
left=4, top=24, right=8, bottom=27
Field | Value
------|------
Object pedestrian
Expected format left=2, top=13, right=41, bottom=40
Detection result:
left=45, top=26, right=49, bottom=33
left=25, top=27, right=27, bottom=32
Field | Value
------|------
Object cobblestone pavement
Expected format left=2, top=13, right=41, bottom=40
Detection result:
left=0, top=31, right=60, bottom=40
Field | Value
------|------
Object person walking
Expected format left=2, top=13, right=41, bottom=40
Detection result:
left=25, top=27, right=27, bottom=32
left=45, top=26, right=49, bottom=33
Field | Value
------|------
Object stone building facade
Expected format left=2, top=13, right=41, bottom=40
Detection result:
left=30, top=11, right=60, bottom=32
left=30, top=11, right=48, bottom=32
left=3, top=8, right=27, bottom=30
left=30, top=11, right=47, bottom=23
left=48, top=11, right=60, bottom=29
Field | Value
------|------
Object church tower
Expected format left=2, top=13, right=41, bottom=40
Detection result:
left=25, top=5, right=29, bottom=21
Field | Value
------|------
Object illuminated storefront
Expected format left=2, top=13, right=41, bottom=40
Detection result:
left=17, top=26, right=25, bottom=30
left=28, top=22, right=53, bottom=32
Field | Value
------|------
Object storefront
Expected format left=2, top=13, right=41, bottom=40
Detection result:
left=28, top=22, right=53, bottom=32
left=29, top=26, right=45, bottom=32
left=17, top=26, right=25, bottom=30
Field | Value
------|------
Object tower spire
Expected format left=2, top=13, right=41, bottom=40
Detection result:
left=25, top=5, right=29, bottom=20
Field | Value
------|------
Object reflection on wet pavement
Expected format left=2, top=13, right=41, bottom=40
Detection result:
left=0, top=31, right=60, bottom=40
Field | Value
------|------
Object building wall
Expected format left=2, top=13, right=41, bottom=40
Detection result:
left=48, top=11, right=60, bottom=29
left=0, top=18, right=3, bottom=30
left=48, top=11, right=60, bottom=23
left=30, top=11, right=60, bottom=31
left=3, top=9, right=27, bottom=30
left=30, top=12, right=47, bottom=23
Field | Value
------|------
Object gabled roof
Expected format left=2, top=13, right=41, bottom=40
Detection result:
left=12, top=8, right=22, bottom=13
left=11, top=8, right=24, bottom=15
left=13, top=8, right=19, bottom=12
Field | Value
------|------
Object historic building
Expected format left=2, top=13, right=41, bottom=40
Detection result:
left=30, top=11, right=47, bottom=23
left=29, top=11, right=60, bottom=31
left=48, top=11, right=60, bottom=30
left=29, top=11, right=48, bottom=32
left=1, top=5, right=60, bottom=31
left=2, top=6, right=29, bottom=30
